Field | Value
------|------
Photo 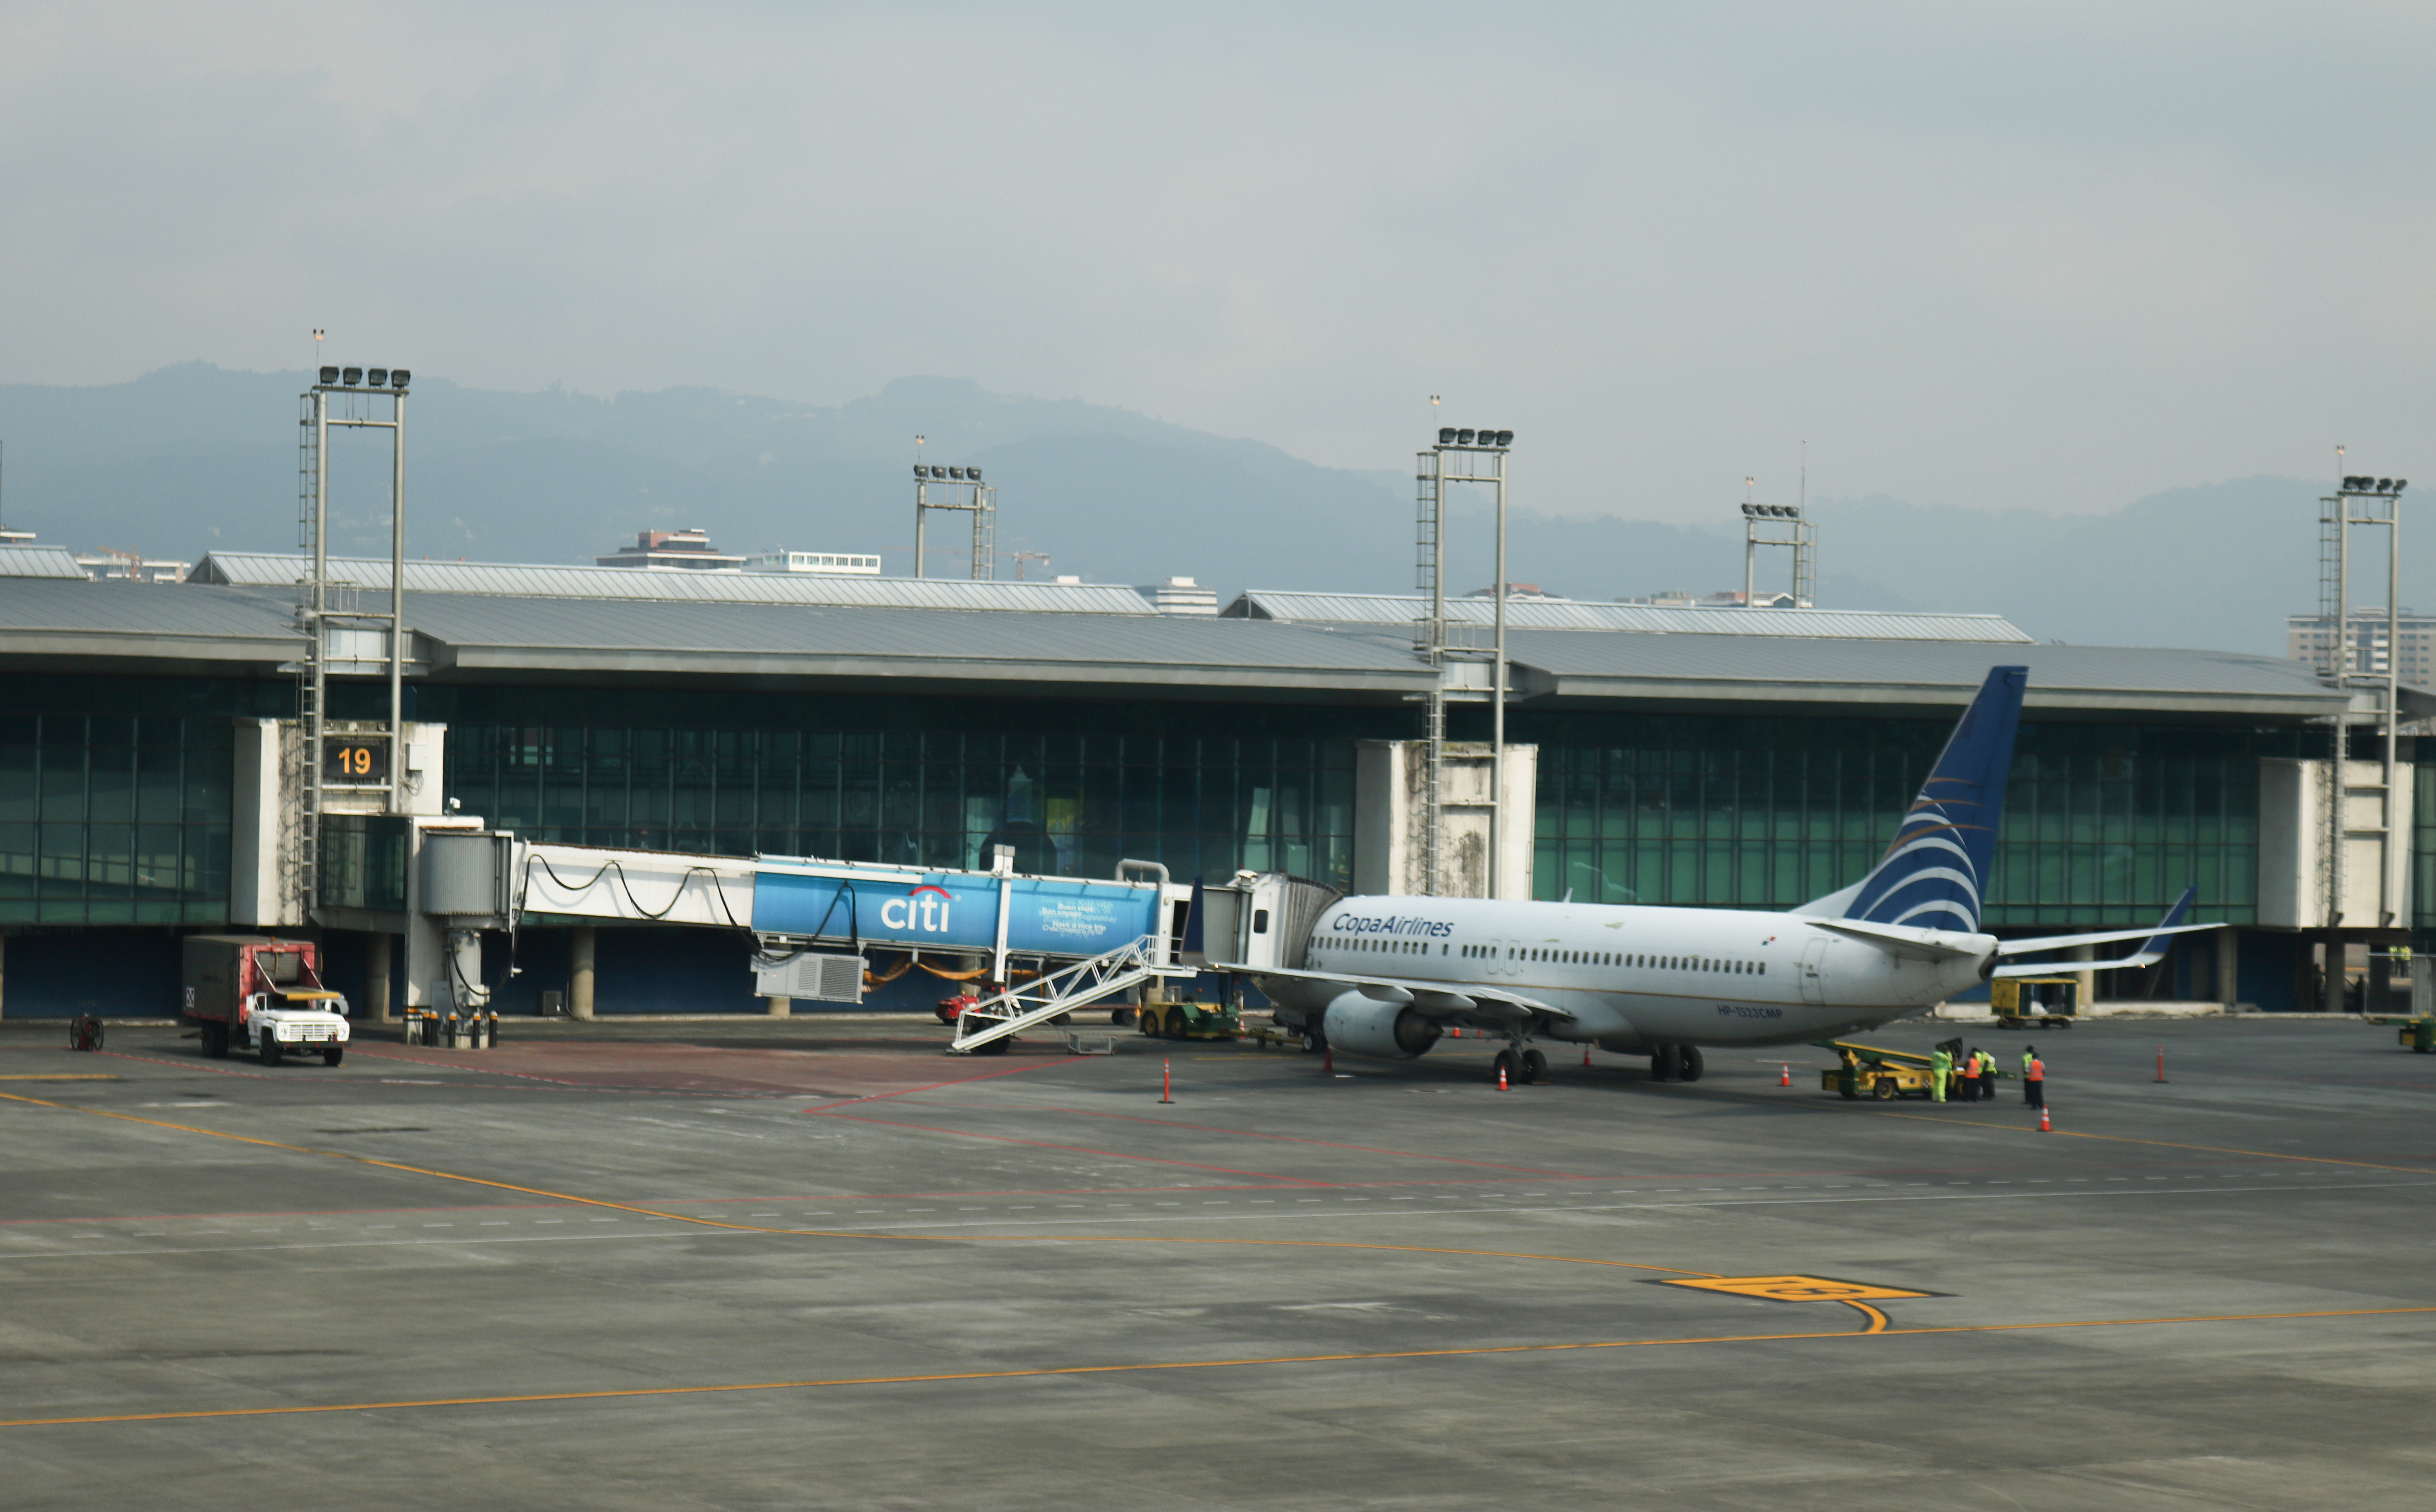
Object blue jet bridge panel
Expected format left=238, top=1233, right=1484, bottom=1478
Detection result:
left=753, top=869, right=1160, bottom=959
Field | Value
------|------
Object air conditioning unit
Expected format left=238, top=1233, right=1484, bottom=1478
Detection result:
left=753, top=949, right=866, bottom=1003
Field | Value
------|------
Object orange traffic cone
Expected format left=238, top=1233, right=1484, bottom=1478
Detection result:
left=1779, top=1063, right=1791, bottom=1087
left=1582, top=1044, right=1593, bottom=1067
left=1451, top=1027, right=1461, bottom=1038
left=1161, top=1057, right=1174, bottom=1105
left=1497, top=1062, right=1509, bottom=1091
left=2038, top=1103, right=2051, bottom=1132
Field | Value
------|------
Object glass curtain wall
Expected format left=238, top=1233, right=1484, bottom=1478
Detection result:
left=440, top=695, right=1366, bottom=891
left=0, top=712, right=235, bottom=925
left=1525, top=713, right=2313, bottom=928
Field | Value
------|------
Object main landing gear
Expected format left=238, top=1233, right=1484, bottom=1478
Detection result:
left=1647, top=1045, right=1704, bottom=1083
left=1492, top=1045, right=1548, bottom=1085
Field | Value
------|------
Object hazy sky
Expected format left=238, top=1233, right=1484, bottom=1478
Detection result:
left=4, top=2, right=2429, bottom=522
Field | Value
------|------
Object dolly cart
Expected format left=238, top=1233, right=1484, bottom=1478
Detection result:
left=1992, top=976, right=2078, bottom=1030
left=1815, top=1041, right=1939, bottom=1100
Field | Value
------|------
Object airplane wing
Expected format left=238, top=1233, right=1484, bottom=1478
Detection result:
left=1992, top=887, right=2209, bottom=976
left=1207, top=962, right=1576, bottom=1023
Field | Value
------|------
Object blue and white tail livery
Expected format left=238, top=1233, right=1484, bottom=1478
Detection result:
left=1797, top=665, right=2026, bottom=933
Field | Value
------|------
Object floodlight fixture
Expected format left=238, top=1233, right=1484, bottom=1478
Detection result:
left=2380, top=478, right=2395, bottom=493
left=342, top=367, right=363, bottom=386
left=2395, top=478, right=2408, bottom=493
left=1457, top=428, right=1476, bottom=444
left=1493, top=429, right=1514, bottom=446
left=968, top=467, right=982, bottom=481
left=390, top=369, right=409, bottom=388
left=367, top=368, right=388, bottom=387
left=1438, top=427, right=1457, bottom=444
left=319, top=366, right=339, bottom=385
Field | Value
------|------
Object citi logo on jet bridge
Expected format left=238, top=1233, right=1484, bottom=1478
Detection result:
left=879, top=884, right=953, bottom=933
left=752, top=870, right=1159, bottom=957
left=1330, top=915, right=1454, bottom=938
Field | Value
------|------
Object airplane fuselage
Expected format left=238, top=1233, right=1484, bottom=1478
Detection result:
left=1271, top=896, right=1996, bottom=1051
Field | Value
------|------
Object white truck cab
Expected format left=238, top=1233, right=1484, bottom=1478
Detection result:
left=240, top=988, right=352, bottom=1067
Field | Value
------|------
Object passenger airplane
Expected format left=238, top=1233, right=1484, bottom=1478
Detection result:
left=1225, top=666, right=2211, bottom=1085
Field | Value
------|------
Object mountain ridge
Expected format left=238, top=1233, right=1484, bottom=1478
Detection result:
left=0, top=365, right=2380, bottom=656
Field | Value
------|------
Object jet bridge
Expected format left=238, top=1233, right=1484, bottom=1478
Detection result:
left=397, top=813, right=1343, bottom=1034
left=416, top=832, right=1220, bottom=1020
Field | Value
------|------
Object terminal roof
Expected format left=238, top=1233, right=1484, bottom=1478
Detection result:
left=0, top=576, right=2401, bottom=723
left=0, top=544, right=89, bottom=580
left=1229, top=589, right=2032, bottom=643
left=191, top=552, right=1156, bottom=615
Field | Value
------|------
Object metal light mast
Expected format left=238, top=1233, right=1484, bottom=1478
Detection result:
left=2315, top=468, right=2408, bottom=958
left=912, top=464, right=996, bottom=580
left=1413, top=424, right=1514, bottom=896
left=295, top=362, right=410, bottom=911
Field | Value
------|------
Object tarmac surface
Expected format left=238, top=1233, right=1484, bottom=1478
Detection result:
left=3, top=1012, right=2432, bottom=1510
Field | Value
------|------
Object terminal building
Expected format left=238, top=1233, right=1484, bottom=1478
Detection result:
left=0, top=551, right=2426, bottom=1019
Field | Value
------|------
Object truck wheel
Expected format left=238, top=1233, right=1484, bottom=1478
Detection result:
left=201, top=1022, right=229, bottom=1059
left=322, top=1046, right=345, bottom=1067
left=1110, top=1008, right=1135, bottom=1027
left=259, top=1034, right=283, bottom=1067
left=1873, top=1078, right=1898, bottom=1100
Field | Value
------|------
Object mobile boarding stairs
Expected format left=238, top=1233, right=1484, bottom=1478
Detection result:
left=944, top=933, right=1194, bottom=1055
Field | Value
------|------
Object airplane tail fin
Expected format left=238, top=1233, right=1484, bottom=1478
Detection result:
left=1798, top=665, right=2028, bottom=932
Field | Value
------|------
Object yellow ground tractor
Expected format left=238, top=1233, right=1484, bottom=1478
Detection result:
left=2366, top=1015, right=2436, bottom=1053
left=1991, top=976, right=2079, bottom=1030
left=1815, top=1040, right=1940, bottom=1100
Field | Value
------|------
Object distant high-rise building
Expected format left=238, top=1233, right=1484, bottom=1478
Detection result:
left=741, top=550, right=882, bottom=576
left=2287, top=607, right=2436, bottom=682
left=1138, top=576, right=1219, bottom=615
left=73, top=550, right=188, bottom=583
left=597, top=528, right=744, bottom=571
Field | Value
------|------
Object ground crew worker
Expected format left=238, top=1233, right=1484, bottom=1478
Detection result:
left=1972, top=1045, right=1993, bottom=1101
left=1930, top=1046, right=1952, bottom=1102
left=2021, top=1045, right=2039, bottom=1104
left=1960, top=1047, right=1980, bottom=1101
left=2025, top=1050, right=2045, bottom=1109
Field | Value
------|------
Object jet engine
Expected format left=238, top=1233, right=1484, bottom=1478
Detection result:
left=1320, top=994, right=1443, bottom=1059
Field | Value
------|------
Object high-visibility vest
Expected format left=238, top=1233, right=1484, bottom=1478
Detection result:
left=1965, top=1054, right=1981, bottom=1076
left=2028, top=1058, right=2044, bottom=1081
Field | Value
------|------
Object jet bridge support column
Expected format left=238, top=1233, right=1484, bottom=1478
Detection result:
left=365, top=932, right=393, bottom=1024
left=570, top=927, right=596, bottom=1020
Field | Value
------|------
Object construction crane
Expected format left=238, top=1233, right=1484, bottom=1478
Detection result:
left=1012, top=550, right=1052, bottom=580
